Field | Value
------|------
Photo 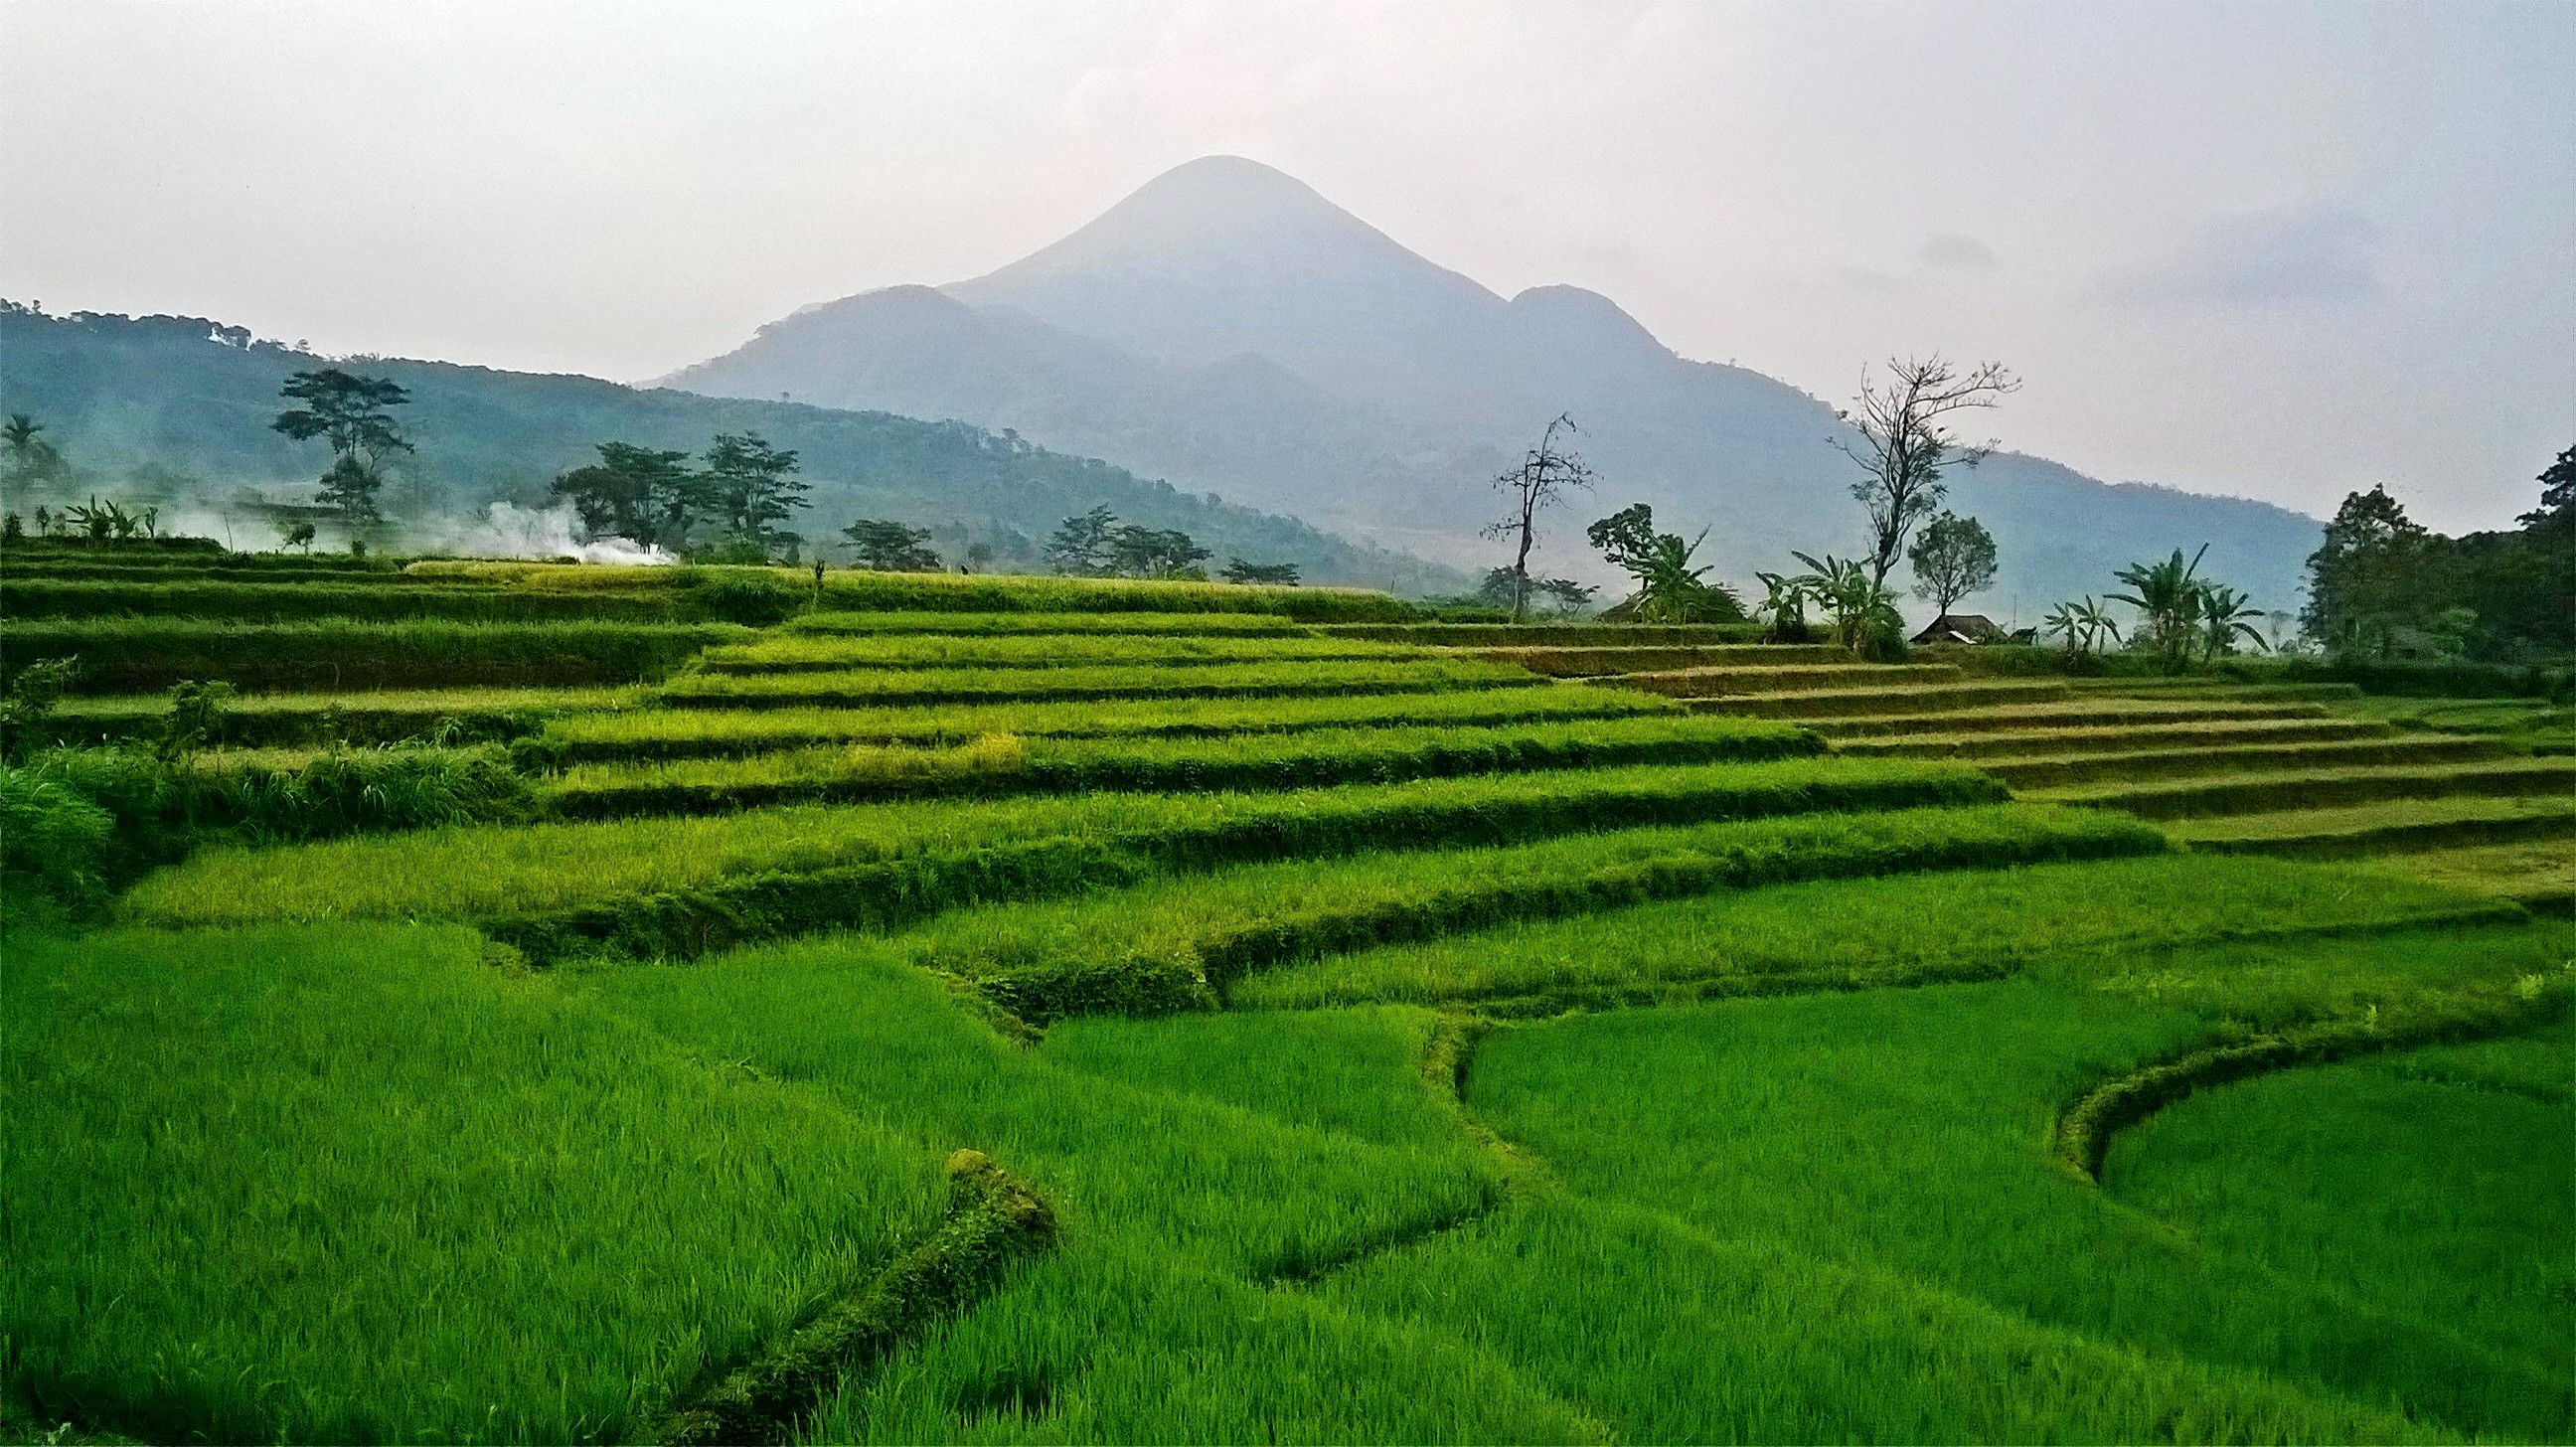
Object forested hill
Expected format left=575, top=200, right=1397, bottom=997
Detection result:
left=0, top=303, right=1468, bottom=592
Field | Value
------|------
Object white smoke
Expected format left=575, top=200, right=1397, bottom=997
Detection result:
left=413, top=502, right=677, bottom=564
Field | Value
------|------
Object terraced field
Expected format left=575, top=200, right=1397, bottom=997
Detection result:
left=1583, top=643, right=2575, bottom=912
left=4, top=543, right=2567, bottom=1444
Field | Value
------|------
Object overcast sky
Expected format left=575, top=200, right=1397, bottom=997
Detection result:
left=5, top=0, right=2569, bottom=531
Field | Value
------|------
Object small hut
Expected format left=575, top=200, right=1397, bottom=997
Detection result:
left=1909, top=613, right=2008, bottom=646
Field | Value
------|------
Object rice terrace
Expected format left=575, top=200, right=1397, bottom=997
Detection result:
left=4, top=5, right=2573, bottom=1444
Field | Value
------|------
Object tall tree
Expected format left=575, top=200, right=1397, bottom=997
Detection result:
left=1221, top=559, right=1300, bottom=585
left=842, top=518, right=942, bottom=571
left=1045, top=506, right=1119, bottom=576
left=1107, top=525, right=1211, bottom=579
left=1833, top=356, right=2018, bottom=591
left=2300, top=485, right=2435, bottom=653
left=551, top=442, right=702, bottom=546
left=1907, top=512, right=1999, bottom=617
left=1586, top=503, right=1742, bottom=622
left=271, top=369, right=412, bottom=527
left=1, top=412, right=66, bottom=490
left=2522, top=444, right=2574, bottom=533
left=701, top=431, right=807, bottom=559
left=1484, top=413, right=1596, bottom=623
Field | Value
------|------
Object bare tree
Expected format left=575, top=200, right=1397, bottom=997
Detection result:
left=1484, top=413, right=1596, bottom=622
left=1832, top=356, right=2019, bottom=591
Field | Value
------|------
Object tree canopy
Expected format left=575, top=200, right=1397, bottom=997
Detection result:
left=1907, top=513, right=1999, bottom=617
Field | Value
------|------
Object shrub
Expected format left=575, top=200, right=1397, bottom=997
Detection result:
left=8, top=743, right=536, bottom=884
left=681, top=572, right=808, bottom=625
left=0, top=765, right=117, bottom=906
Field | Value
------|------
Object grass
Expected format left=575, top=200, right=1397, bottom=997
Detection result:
left=536, top=685, right=1669, bottom=761
left=691, top=632, right=1429, bottom=673
left=1317, top=1196, right=2425, bottom=1445
left=782, top=609, right=1310, bottom=637
left=2105, top=1021, right=2575, bottom=1382
left=41, top=686, right=636, bottom=748
left=2356, top=840, right=2576, bottom=909
left=1977, top=733, right=2501, bottom=790
left=123, top=758, right=2005, bottom=933
left=1810, top=697, right=2333, bottom=737
left=19, top=560, right=2576, bottom=1442
left=542, top=715, right=1820, bottom=816
left=2337, top=693, right=2576, bottom=753
left=402, top=562, right=1418, bottom=620
left=1, top=922, right=950, bottom=1443
left=1617, top=661, right=1957, bottom=696
left=1236, top=852, right=2508, bottom=1012
left=1318, top=622, right=1766, bottom=646
left=659, top=657, right=1545, bottom=709
left=1466, top=643, right=1848, bottom=676
left=2036, top=756, right=2576, bottom=818
left=1688, top=679, right=2073, bottom=717
left=2072, top=678, right=2367, bottom=703
left=575, top=945, right=1566, bottom=1444
left=2171, top=795, right=2576, bottom=853
left=1837, top=716, right=2385, bottom=758
left=2, top=618, right=747, bottom=692
left=1465, top=926, right=2575, bottom=1439
left=0, top=578, right=687, bottom=621
left=895, top=804, right=2162, bottom=1021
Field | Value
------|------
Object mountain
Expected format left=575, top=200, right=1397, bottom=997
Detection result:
left=666, top=154, right=2326, bottom=616
left=0, top=302, right=1467, bottom=592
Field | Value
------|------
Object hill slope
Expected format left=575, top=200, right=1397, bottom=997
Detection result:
left=0, top=302, right=1467, bottom=593
left=667, top=155, right=2324, bottom=615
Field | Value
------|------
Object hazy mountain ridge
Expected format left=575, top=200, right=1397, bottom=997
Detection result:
left=0, top=303, right=1470, bottom=592
left=666, top=154, right=2325, bottom=614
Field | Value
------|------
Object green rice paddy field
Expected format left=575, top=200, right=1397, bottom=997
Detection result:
left=3, top=546, right=2569, bottom=1444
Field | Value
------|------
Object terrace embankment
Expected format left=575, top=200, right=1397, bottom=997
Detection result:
left=11, top=554, right=2568, bottom=1444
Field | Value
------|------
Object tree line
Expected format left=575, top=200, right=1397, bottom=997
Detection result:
left=1462, top=358, right=2016, bottom=658
left=2300, top=451, right=2572, bottom=662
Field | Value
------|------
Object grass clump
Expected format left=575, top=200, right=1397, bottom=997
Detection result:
left=1, top=923, right=950, bottom=1443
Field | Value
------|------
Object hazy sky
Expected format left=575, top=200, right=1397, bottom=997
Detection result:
left=6, top=0, right=2570, bottom=531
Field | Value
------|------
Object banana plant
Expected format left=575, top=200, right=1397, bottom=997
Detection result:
left=2194, top=582, right=2268, bottom=663
left=2110, top=545, right=2209, bottom=671
left=1787, top=552, right=1901, bottom=655
left=1753, top=570, right=1813, bottom=643
left=1629, top=528, right=1740, bottom=623
left=2042, top=596, right=2124, bottom=656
